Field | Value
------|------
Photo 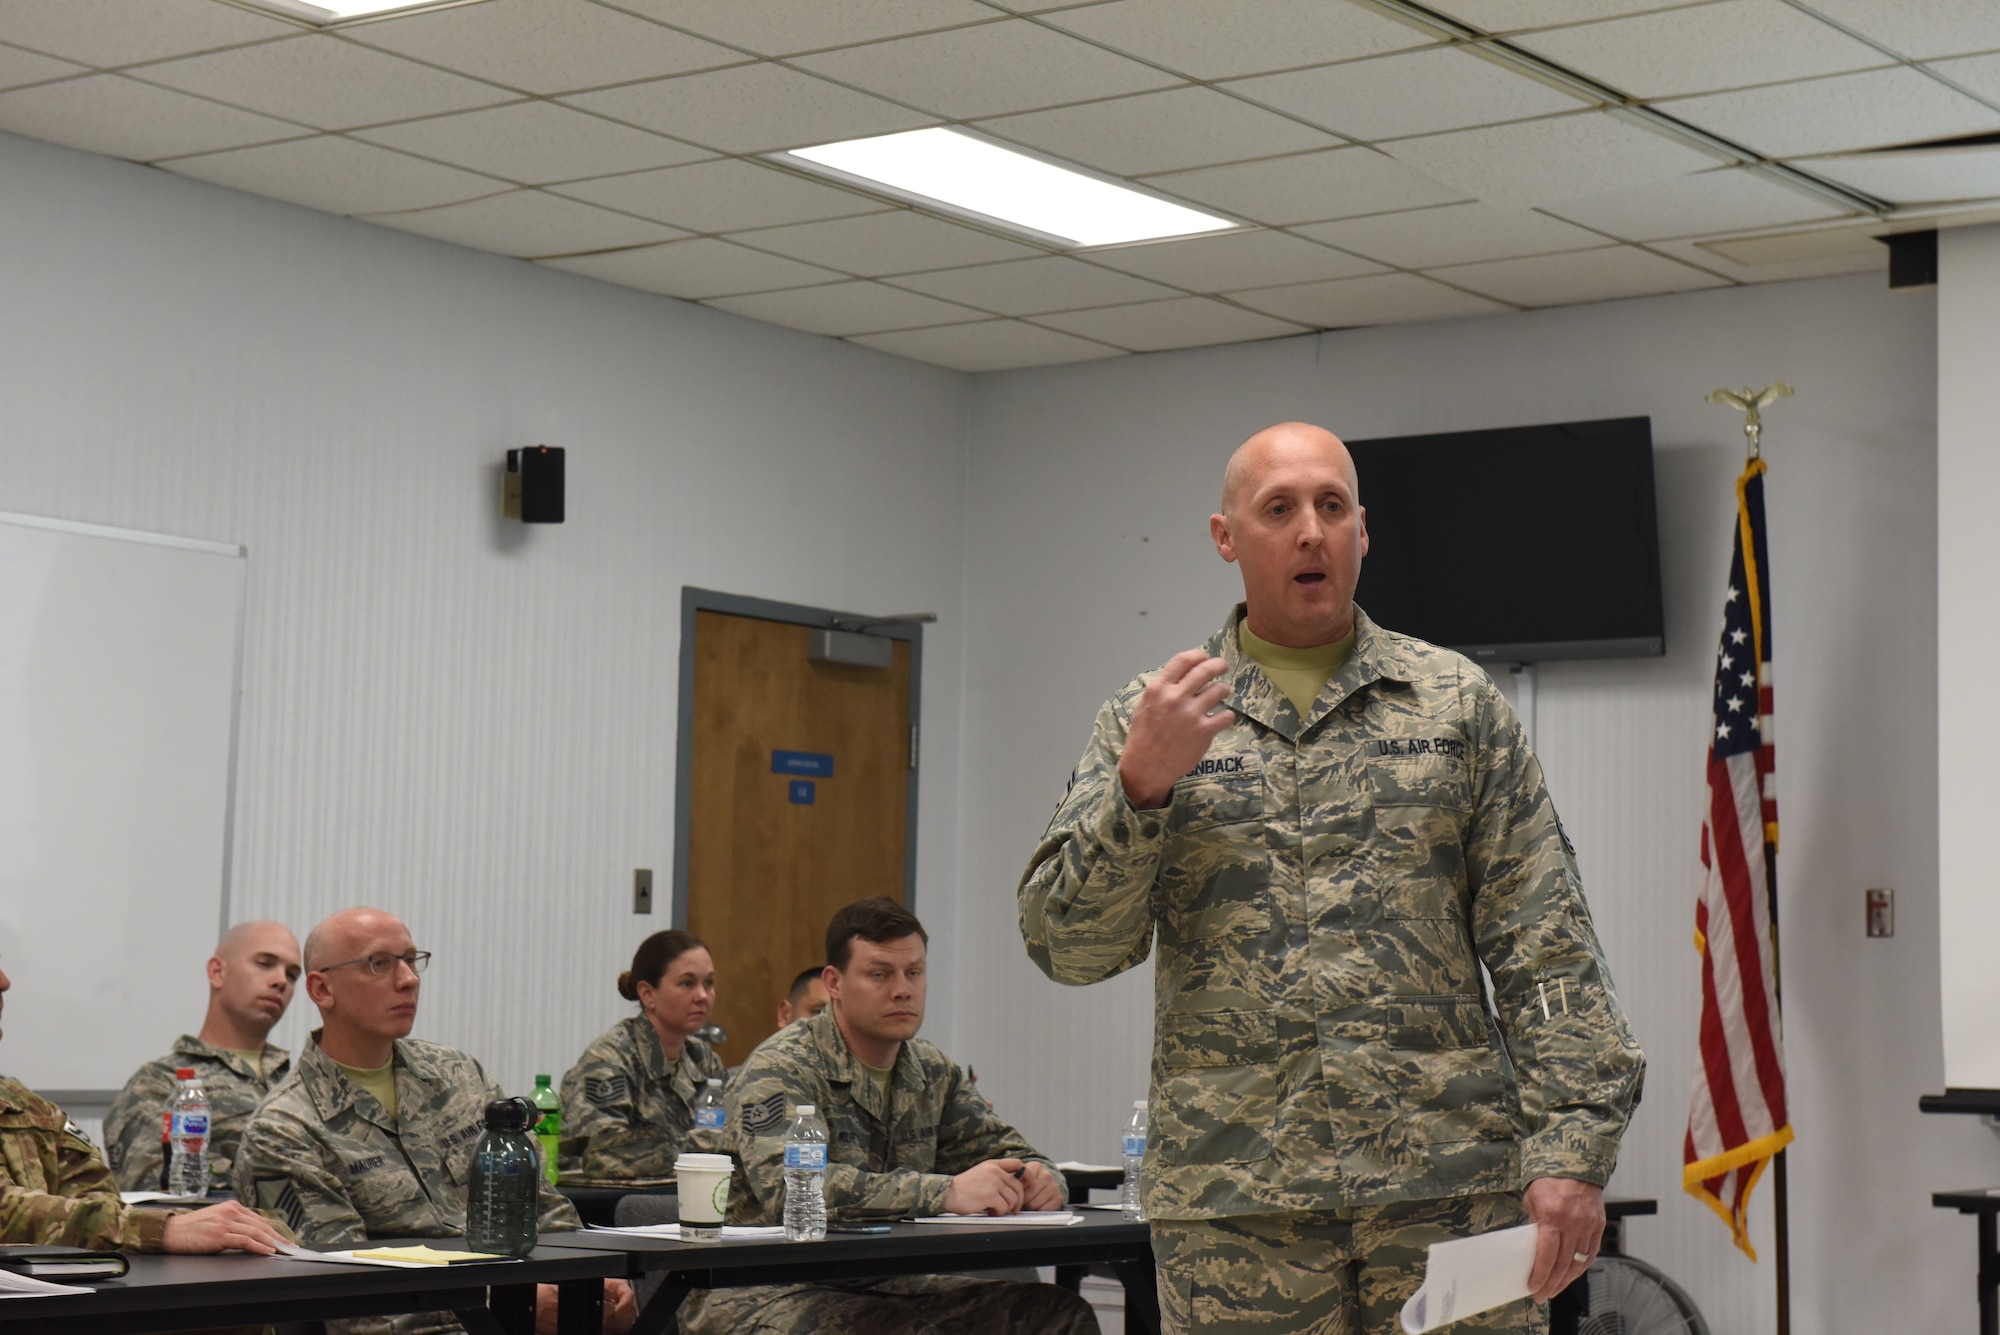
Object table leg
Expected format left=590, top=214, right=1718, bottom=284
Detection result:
left=630, top=1275, right=697, bottom=1335
left=1111, top=1253, right=1161, bottom=1335
left=558, top=1277, right=604, bottom=1335
left=484, top=1283, right=537, bottom=1335
left=1980, top=1210, right=1997, bottom=1335
left=1053, top=1263, right=1086, bottom=1294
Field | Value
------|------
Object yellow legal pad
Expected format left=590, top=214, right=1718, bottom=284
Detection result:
left=349, top=1245, right=506, bottom=1265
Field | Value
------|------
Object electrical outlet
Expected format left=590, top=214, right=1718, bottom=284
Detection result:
left=634, top=869, right=653, bottom=915
left=1866, top=887, right=1893, bottom=938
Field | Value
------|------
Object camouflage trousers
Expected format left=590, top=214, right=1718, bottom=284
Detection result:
left=680, top=1274, right=1099, bottom=1335
left=1151, top=1193, right=1546, bottom=1335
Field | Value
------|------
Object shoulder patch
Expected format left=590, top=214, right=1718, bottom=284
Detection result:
left=253, top=1174, right=308, bottom=1234
left=583, top=1075, right=629, bottom=1107
left=741, top=1092, right=788, bottom=1135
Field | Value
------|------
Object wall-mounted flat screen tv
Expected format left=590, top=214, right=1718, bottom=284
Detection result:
left=1345, top=416, right=1665, bottom=664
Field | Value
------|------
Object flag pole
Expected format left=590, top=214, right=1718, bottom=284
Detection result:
left=1705, top=381, right=1794, bottom=1335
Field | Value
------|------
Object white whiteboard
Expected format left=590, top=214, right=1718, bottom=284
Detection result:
left=0, top=512, right=245, bottom=1094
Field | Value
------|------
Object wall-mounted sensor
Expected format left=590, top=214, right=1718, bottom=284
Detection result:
left=504, top=446, right=565, bottom=523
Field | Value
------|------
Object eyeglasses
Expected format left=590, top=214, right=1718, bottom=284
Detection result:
left=318, top=951, right=431, bottom=978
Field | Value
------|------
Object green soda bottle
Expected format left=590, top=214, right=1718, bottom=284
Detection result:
left=529, top=1075, right=561, bottom=1185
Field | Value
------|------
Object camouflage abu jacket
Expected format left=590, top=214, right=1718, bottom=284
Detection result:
left=558, top=1016, right=726, bottom=1178
left=0, top=1076, right=172, bottom=1251
left=721, top=1008, right=1066, bottom=1223
left=233, top=1035, right=579, bottom=1335
left=104, top=1034, right=291, bottom=1191
left=1019, top=605, right=1645, bottom=1220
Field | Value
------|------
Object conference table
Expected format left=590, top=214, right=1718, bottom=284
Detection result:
left=539, top=1211, right=1160, bottom=1335
left=0, top=1240, right=626, bottom=1335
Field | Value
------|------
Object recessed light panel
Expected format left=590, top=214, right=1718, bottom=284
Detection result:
left=236, top=0, right=481, bottom=23
left=778, top=128, right=1238, bottom=248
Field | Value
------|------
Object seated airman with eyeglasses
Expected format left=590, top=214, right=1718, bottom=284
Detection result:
left=232, top=908, right=636, bottom=1335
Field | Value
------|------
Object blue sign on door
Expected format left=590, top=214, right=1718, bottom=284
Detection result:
left=772, top=750, right=835, bottom=778
left=789, top=780, right=816, bottom=805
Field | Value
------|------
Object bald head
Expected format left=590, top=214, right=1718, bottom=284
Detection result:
left=303, top=908, right=422, bottom=1065
left=1221, top=422, right=1358, bottom=517
left=202, top=920, right=300, bottom=1046
left=302, top=907, right=404, bottom=974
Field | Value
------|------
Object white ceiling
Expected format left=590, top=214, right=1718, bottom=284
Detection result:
left=3, top=0, right=1996, bottom=372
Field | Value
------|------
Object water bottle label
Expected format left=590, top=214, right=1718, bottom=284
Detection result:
left=784, top=1144, right=826, bottom=1170
left=174, top=1112, right=209, bottom=1138
left=1122, top=1134, right=1145, bottom=1157
left=696, top=1109, right=725, bottom=1130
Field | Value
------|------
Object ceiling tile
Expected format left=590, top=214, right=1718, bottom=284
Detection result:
left=135, top=35, right=513, bottom=131
left=1432, top=244, right=1728, bottom=305
left=1931, top=52, right=2000, bottom=102
left=1664, top=67, right=2000, bottom=157
left=1799, top=0, right=2000, bottom=61
left=0, top=74, right=304, bottom=162
left=355, top=101, right=706, bottom=185
left=1807, top=145, right=2000, bottom=204
left=1226, top=271, right=1511, bottom=325
left=851, top=319, right=1125, bottom=371
left=0, top=42, right=86, bottom=90
left=1223, top=46, right=1585, bottom=143
left=345, top=0, right=742, bottom=96
left=1422, top=1, right=1713, bottom=34
left=0, top=0, right=294, bottom=69
left=1547, top=167, right=1850, bottom=240
left=792, top=20, right=1177, bottom=120
left=1145, top=146, right=1467, bottom=225
left=1084, top=228, right=1384, bottom=289
left=601, top=0, right=996, bottom=57
left=1043, top=0, right=1432, bottom=81
left=729, top=210, right=1043, bottom=274
left=1032, top=297, right=1307, bottom=351
left=1295, top=202, right=1605, bottom=267
left=563, top=63, right=935, bottom=153
left=365, top=188, right=684, bottom=257
left=164, top=135, right=509, bottom=214
left=706, top=280, right=984, bottom=335
left=540, top=236, right=845, bottom=297
left=974, top=87, right=1341, bottom=177
left=1385, top=112, right=1722, bottom=206
left=1513, top=0, right=1885, bottom=98
left=1652, top=232, right=1884, bottom=283
left=551, top=158, right=887, bottom=231
left=886, top=255, right=1180, bottom=314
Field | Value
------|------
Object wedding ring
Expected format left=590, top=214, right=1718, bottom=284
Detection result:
left=1571, top=1251, right=1591, bottom=1264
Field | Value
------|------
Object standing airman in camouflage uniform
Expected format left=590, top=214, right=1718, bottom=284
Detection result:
left=105, top=920, right=300, bottom=1191
left=1019, top=424, right=1646, bottom=1334
left=0, top=962, right=292, bottom=1255
left=560, top=930, right=727, bottom=1178
left=681, top=898, right=1097, bottom=1335
left=232, top=908, right=636, bottom=1335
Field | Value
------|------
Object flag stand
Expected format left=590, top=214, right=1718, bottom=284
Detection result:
left=1705, top=381, right=1795, bottom=1335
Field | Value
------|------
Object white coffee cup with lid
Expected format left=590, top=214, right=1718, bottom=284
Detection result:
left=675, top=1153, right=733, bottom=1241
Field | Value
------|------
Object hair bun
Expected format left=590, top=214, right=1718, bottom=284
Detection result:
left=616, top=969, right=638, bottom=1001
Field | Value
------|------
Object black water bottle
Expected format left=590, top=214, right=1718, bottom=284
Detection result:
left=465, top=1098, right=540, bottom=1257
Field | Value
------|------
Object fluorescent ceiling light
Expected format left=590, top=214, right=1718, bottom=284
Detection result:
left=779, top=128, right=1238, bottom=248
left=236, top=0, right=479, bottom=22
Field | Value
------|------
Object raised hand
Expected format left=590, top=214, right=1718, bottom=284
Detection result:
left=1118, top=649, right=1234, bottom=809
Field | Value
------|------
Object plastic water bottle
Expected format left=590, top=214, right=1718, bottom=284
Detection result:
left=693, top=1078, right=725, bottom=1135
left=782, top=1103, right=828, bottom=1242
left=466, top=1098, right=541, bottom=1257
left=529, top=1075, right=561, bottom=1186
left=1121, top=1100, right=1148, bottom=1220
left=166, top=1069, right=210, bottom=1198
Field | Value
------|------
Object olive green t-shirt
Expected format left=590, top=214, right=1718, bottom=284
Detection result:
left=224, top=1048, right=263, bottom=1080
left=858, top=1057, right=893, bottom=1107
left=1237, top=619, right=1355, bottom=716
left=333, top=1055, right=399, bottom=1121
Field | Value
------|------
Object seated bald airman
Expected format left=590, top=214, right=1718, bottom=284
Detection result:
left=0, top=961, right=292, bottom=1256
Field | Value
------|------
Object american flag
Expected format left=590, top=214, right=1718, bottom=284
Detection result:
left=1684, top=457, right=1793, bottom=1258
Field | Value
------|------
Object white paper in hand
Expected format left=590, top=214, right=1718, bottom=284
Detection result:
left=1398, top=1222, right=1540, bottom=1334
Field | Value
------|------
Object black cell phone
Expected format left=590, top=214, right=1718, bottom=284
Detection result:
left=825, top=1223, right=891, bottom=1234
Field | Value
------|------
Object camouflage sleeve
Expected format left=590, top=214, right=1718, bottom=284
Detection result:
left=102, top=1061, right=174, bottom=1192
left=1462, top=671, right=1646, bottom=1186
left=231, top=1112, right=368, bottom=1249
left=931, top=1063, right=1067, bottom=1206
left=0, top=1121, right=168, bottom=1252
left=558, top=1045, right=671, bottom=1178
left=724, top=1054, right=950, bottom=1223
left=1018, top=691, right=1163, bottom=987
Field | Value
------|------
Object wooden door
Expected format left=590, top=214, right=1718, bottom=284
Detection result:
left=685, top=611, right=912, bottom=1065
